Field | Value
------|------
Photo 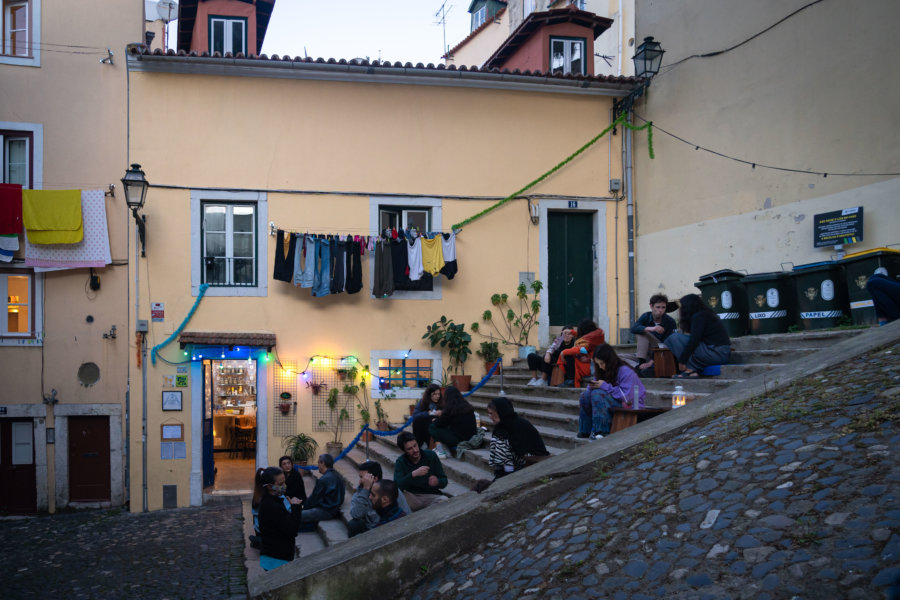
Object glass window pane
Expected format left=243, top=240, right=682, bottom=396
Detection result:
left=233, top=259, right=254, bottom=285
left=205, top=232, right=225, bottom=257
left=7, top=274, right=28, bottom=301
left=7, top=305, right=28, bottom=333
left=232, top=206, right=254, bottom=232
left=380, top=210, right=399, bottom=232
left=10, top=5, right=28, bottom=56
left=204, top=206, right=226, bottom=231
left=571, top=41, right=584, bottom=74
left=551, top=40, right=565, bottom=73
left=233, top=232, right=253, bottom=257
left=232, top=20, right=244, bottom=54
left=12, top=422, right=33, bottom=465
left=212, top=20, right=224, bottom=54
left=204, top=257, right=226, bottom=285
left=404, top=210, right=428, bottom=232
left=6, top=138, right=27, bottom=185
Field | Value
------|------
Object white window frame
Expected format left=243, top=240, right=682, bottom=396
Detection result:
left=0, top=267, right=43, bottom=345
left=369, top=196, right=442, bottom=301
left=472, top=6, right=487, bottom=30
left=191, top=190, right=267, bottom=297
left=209, top=16, right=247, bottom=55
left=550, top=37, right=586, bottom=75
left=201, top=202, right=257, bottom=288
left=1, top=0, right=38, bottom=67
left=2, top=134, right=28, bottom=185
left=524, top=0, right=536, bottom=17
left=369, top=349, right=442, bottom=400
left=0, top=121, right=41, bottom=188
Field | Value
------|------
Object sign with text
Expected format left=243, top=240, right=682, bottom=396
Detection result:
left=814, top=207, right=863, bottom=248
left=151, top=302, right=165, bottom=321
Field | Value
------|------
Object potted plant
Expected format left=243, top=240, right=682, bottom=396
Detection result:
left=471, top=280, right=543, bottom=359
left=282, top=432, right=318, bottom=465
left=374, top=390, right=393, bottom=431
left=423, top=316, right=473, bottom=391
left=319, top=387, right=350, bottom=457
left=345, top=380, right=375, bottom=442
left=278, top=391, right=293, bottom=415
left=476, top=340, right=503, bottom=375
left=307, top=380, right=324, bottom=396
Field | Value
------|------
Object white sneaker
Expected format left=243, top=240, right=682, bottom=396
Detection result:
left=589, top=433, right=604, bottom=440
left=435, top=443, right=449, bottom=459
left=526, top=377, right=539, bottom=386
left=533, top=378, right=548, bottom=387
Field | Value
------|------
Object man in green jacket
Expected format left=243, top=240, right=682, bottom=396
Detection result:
left=394, top=431, right=448, bottom=511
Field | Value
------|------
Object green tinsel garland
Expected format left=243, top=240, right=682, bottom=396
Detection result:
left=451, top=115, right=654, bottom=231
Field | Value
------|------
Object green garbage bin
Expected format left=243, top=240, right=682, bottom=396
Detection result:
left=743, top=272, right=794, bottom=334
left=791, top=261, right=849, bottom=330
left=694, top=269, right=748, bottom=338
left=840, top=247, right=900, bottom=325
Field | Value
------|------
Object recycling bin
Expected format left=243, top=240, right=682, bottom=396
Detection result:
left=839, top=247, right=900, bottom=325
left=791, top=261, right=849, bottom=330
left=743, top=271, right=794, bottom=335
left=694, top=269, right=748, bottom=338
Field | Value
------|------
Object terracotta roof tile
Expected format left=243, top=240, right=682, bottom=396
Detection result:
left=178, top=331, right=277, bottom=349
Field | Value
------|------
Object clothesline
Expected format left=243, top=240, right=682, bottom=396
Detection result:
left=268, top=222, right=462, bottom=237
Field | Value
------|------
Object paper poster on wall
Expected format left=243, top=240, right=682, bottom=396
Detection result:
left=175, top=374, right=189, bottom=387
left=176, top=366, right=188, bottom=374
left=151, top=302, right=165, bottom=322
left=162, top=374, right=175, bottom=387
left=160, top=443, right=174, bottom=460
left=173, top=442, right=187, bottom=459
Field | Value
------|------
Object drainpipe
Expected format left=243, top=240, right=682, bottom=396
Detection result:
left=624, top=114, right=636, bottom=331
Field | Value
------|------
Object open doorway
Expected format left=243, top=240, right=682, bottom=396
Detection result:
left=203, top=359, right=257, bottom=492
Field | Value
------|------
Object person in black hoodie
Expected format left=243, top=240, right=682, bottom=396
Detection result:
left=257, top=466, right=302, bottom=571
left=664, top=293, right=731, bottom=378
left=487, top=396, right=549, bottom=478
left=279, top=456, right=307, bottom=504
left=428, top=386, right=476, bottom=457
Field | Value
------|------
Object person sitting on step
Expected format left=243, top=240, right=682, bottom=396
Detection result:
left=279, top=455, right=307, bottom=505
left=556, top=319, right=606, bottom=388
left=487, top=396, right=550, bottom=478
left=428, top=386, right=477, bottom=458
left=411, top=384, right=443, bottom=450
left=369, top=480, right=407, bottom=528
left=300, top=454, right=345, bottom=526
left=394, top=431, right=448, bottom=512
left=867, top=267, right=900, bottom=325
left=622, top=294, right=678, bottom=377
left=578, top=344, right=646, bottom=440
left=257, top=466, right=302, bottom=571
left=525, top=325, right=575, bottom=386
left=664, top=294, right=731, bottom=378
left=347, top=460, right=411, bottom=537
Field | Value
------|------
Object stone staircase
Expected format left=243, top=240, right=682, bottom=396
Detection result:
left=266, top=329, right=869, bottom=561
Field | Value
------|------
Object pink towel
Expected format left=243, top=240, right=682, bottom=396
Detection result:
left=0, top=183, right=23, bottom=234
left=25, top=190, right=111, bottom=271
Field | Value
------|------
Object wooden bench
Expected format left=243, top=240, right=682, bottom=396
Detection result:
left=610, top=406, right=671, bottom=433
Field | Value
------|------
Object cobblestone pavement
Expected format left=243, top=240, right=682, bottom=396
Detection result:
left=407, top=341, right=900, bottom=600
left=0, top=497, right=246, bottom=599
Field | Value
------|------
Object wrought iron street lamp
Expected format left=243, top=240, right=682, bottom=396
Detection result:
left=613, top=36, right=666, bottom=123
left=121, top=163, right=148, bottom=256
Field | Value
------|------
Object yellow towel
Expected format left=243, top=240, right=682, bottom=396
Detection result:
left=22, top=189, right=83, bottom=244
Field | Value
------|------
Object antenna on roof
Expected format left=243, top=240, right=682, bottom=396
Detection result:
left=434, top=0, right=453, bottom=59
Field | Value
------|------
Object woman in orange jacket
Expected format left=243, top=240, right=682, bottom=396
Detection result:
left=556, top=319, right=606, bottom=388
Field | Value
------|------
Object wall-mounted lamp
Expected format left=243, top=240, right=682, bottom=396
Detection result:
left=527, top=198, right=540, bottom=225
left=121, top=163, right=149, bottom=256
left=613, top=36, right=665, bottom=128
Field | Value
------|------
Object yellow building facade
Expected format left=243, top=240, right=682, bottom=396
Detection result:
left=125, top=51, right=636, bottom=510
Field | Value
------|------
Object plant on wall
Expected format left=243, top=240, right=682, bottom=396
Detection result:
left=471, top=280, right=543, bottom=347
left=318, top=387, right=351, bottom=445
left=282, top=432, right=318, bottom=465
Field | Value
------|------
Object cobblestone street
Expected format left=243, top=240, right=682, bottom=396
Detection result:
left=0, top=497, right=245, bottom=599
left=407, top=341, right=900, bottom=599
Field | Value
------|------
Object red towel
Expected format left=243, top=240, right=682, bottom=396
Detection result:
left=0, top=183, right=23, bottom=234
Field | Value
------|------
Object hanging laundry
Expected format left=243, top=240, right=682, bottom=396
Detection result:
left=25, top=190, right=112, bottom=271
left=440, top=231, right=458, bottom=280
left=420, top=234, right=445, bottom=277
left=407, top=236, right=424, bottom=281
left=373, top=239, right=394, bottom=297
left=294, top=234, right=315, bottom=288
left=312, top=237, right=331, bottom=297
left=345, top=239, right=363, bottom=294
left=0, top=183, right=23, bottom=235
left=22, top=189, right=83, bottom=244
left=330, top=238, right=347, bottom=294
left=0, top=234, right=17, bottom=263
left=272, top=230, right=297, bottom=282
left=390, top=238, right=410, bottom=289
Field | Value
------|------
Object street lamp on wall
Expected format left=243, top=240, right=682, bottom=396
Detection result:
left=121, top=163, right=149, bottom=256
left=613, top=36, right=665, bottom=125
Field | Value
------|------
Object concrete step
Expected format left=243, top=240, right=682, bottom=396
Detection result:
left=296, top=531, right=325, bottom=558
left=468, top=396, right=578, bottom=432
left=729, top=328, right=867, bottom=350
left=501, top=362, right=778, bottom=380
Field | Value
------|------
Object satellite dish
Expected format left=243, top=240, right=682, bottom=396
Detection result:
left=156, top=0, right=177, bottom=23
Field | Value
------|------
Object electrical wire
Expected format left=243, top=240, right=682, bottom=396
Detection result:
left=632, top=114, right=900, bottom=178
left=657, top=0, right=826, bottom=77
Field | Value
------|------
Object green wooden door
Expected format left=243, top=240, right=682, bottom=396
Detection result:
left=548, top=212, right=594, bottom=326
